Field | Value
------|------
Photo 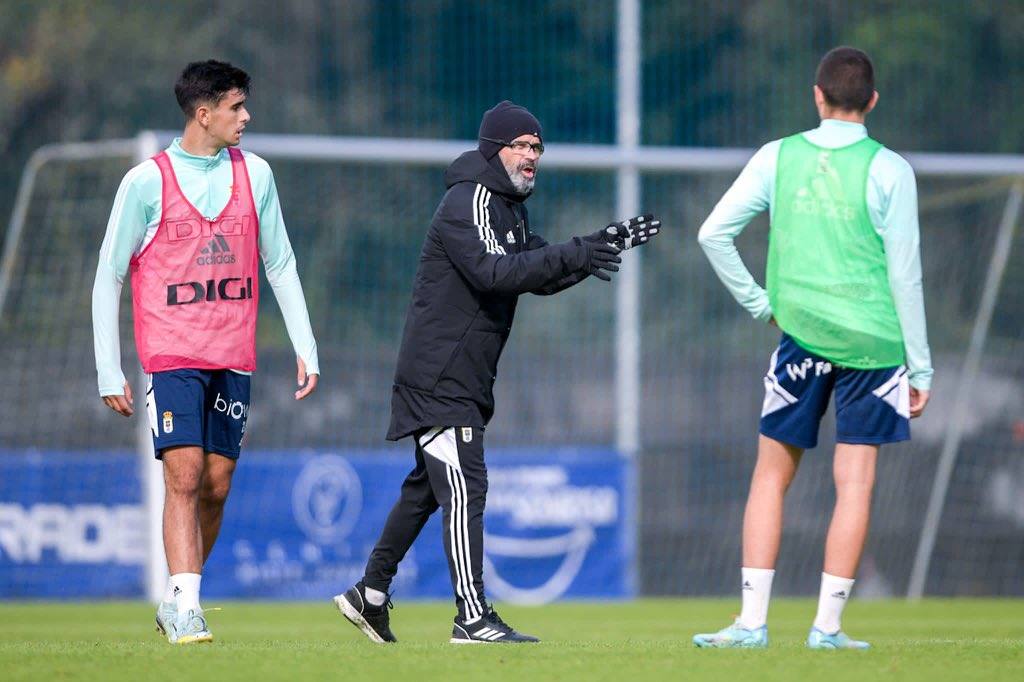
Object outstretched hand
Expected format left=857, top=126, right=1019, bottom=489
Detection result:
left=585, top=240, right=621, bottom=281
left=603, top=214, right=662, bottom=251
left=295, top=356, right=319, bottom=400
left=577, top=213, right=660, bottom=281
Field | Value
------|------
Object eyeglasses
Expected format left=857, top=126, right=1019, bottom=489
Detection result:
left=481, top=136, right=545, bottom=156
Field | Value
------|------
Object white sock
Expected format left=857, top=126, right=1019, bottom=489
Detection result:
left=738, top=567, right=775, bottom=629
left=813, top=572, right=855, bottom=634
left=171, top=573, right=202, bottom=613
left=163, top=577, right=176, bottom=604
left=364, top=586, right=387, bottom=607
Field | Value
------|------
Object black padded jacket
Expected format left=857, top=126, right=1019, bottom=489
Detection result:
left=386, top=150, right=591, bottom=440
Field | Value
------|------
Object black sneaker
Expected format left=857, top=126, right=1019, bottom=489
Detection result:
left=332, top=582, right=397, bottom=643
left=450, top=606, right=540, bottom=644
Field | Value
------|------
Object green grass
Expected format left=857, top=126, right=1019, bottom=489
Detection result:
left=2, top=599, right=1022, bottom=681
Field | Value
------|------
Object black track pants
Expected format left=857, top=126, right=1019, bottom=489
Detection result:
left=362, top=426, right=488, bottom=621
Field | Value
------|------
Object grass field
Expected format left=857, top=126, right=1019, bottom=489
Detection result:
left=2, top=599, right=1022, bottom=681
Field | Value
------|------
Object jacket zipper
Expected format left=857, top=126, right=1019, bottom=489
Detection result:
left=510, top=202, right=526, bottom=250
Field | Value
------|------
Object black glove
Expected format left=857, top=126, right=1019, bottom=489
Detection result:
left=571, top=236, right=621, bottom=282
left=588, top=214, right=661, bottom=251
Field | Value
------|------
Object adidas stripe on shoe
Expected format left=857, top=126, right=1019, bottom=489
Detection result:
left=450, top=607, right=539, bottom=644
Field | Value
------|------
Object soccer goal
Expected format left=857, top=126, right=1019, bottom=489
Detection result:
left=1, top=131, right=1022, bottom=602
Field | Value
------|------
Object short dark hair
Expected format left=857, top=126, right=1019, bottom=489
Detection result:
left=815, top=47, right=874, bottom=112
left=174, top=60, right=251, bottom=118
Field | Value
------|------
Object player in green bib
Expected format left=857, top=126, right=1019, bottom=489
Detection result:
left=693, top=47, right=933, bottom=649
left=770, top=134, right=906, bottom=369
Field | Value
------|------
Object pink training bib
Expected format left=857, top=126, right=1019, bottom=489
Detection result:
left=130, top=147, right=260, bottom=373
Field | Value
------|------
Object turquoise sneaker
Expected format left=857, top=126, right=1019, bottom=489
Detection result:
left=170, top=608, right=214, bottom=645
left=807, top=627, right=870, bottom=650
left=155, top=601, right=177, bottom=641
left=693, top=620, right=768, bottom=648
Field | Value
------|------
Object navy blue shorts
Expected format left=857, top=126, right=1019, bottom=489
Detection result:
left=145, top=369, right=251, bottom=459
left=760, top=334, right=910, bottom=449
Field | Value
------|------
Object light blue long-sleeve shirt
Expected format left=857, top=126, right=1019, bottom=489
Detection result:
left=92, top=138, right=319, bottom=396
left=697, top=119, right=933, bottom=390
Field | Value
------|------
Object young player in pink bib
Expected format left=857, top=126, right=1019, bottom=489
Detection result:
left=131, top=146, right=260, bottom=373
left=92, top=60, right=320, bottom=644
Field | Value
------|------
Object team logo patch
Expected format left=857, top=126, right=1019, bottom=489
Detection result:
left=461, top=427, right=473, bottom=443
left=162, top=411, right=174, bottom=434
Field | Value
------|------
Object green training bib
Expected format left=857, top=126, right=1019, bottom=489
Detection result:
left=767, top=134, right=905, bottom=368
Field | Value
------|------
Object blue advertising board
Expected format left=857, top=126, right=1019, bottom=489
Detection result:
left=0, top=448, right=634, bottom=602
left=0, top=451, right=145, bottom=598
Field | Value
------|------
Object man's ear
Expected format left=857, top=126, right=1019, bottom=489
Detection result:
left=863, top=90, right=879, bottom=115
left=194, top=103, right=211, bottom=128
left=813, top=84, right=826, bottom=108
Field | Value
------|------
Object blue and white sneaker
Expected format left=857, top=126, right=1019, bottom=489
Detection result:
left=169, top=608, right=214, bottom=645
left=807, top=627, right=870, bottom=650
left=693, top=620, right=768, bottom=648
left=155, top=601, right=177, bottom=641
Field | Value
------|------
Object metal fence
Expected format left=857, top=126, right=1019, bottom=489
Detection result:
left=3, top=0, right=1024, bottom=600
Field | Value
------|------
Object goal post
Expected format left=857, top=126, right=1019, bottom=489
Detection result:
left=2, top=131, right=1023, bottom=602
left=906, top=181, right=1024, bottom=599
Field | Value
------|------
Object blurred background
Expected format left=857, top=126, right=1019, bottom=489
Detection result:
left=1, top=0, right=1023, bottom=602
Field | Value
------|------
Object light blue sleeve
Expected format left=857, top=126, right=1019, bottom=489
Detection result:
left=697, top=141, right=779, bottom=322
left=92, top=162, right=157, bottom=396
left=246, top=153, right=320, bottom=376
left=869, top=150, right=933, bottom=390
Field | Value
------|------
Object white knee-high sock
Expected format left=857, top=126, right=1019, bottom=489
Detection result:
left=738, top=567, right=775, bottom=629
left=171, top=572, right=202, bottom=613
left=813, top=572, right=855, bottom=634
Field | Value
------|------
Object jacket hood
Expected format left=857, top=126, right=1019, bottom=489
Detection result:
left=444, top=149, right=531, bottom=201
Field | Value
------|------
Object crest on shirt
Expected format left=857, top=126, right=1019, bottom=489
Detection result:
left=461, top=427, right=473, bottom=443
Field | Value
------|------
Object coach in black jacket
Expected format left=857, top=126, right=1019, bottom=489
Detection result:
left=333, top=101, right=661, bottom=645
left=389, top=120, right=602, bottom=441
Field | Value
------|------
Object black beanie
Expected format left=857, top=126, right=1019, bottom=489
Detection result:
left=477, top=100, right=543, bottom=159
